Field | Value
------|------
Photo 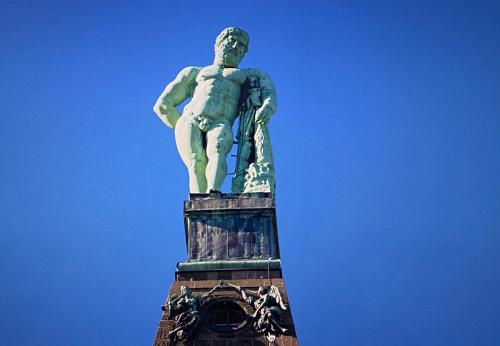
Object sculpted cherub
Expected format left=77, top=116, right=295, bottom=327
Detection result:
left=153, top=27, right=277, bottom=193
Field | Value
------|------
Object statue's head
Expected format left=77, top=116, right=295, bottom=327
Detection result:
left=258, top=286, right=270, bottom=295
left=214, top=27, right=249, bottom=68
left=180, top=285, right=192, bottom=295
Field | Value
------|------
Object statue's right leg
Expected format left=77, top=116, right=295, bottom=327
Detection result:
left=174, top=116, right=207, bottom=193
left=205, top=122, right=234, bottom=192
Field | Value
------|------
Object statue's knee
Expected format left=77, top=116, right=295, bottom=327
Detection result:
left=214, top=140, right=225, bottom=154
left=214, top=135, right=232, bottom=155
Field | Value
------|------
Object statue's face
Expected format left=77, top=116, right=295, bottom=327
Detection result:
left=181, top=286, right=190, bottom=295
left=215, top=34, right=247, bottom=68
left=249, top=75, right=258, bottom=88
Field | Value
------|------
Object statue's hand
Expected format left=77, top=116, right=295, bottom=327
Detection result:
left=255, top=106, right=271, bottom=125
left=159, top=104, right=180, bottom=129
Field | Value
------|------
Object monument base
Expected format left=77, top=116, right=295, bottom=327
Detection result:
left=153, top=275, right=298, bottom=346
left=153, top=193, right=298, bottom=345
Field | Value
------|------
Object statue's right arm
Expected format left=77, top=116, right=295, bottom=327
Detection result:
left=168, top=293, right=186, bottom=305
left=153, top=66, right=200, bottom=128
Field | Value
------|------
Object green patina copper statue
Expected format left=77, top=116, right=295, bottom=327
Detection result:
left=153, top=27, right=277, bottom=193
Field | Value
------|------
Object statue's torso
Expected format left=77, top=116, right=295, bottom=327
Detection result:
left=186, top=65, right=247, bottom=124
left=178, top=296, right=199, bottom=312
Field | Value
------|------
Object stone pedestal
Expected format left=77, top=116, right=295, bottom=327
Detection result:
left=183, top=193, right=280, bottom=264
left=153, top=193, right=298, bottom=346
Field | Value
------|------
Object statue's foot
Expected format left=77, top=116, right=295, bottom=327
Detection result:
left=209, top=189, right=221, bottom=193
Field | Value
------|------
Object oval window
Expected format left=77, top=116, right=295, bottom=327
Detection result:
left=203, top=300, right=247, bottom=332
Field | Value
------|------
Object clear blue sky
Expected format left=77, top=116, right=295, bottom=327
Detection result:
left=1, top=1, right=499, bottom=345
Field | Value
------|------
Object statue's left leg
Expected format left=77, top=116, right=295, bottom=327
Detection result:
left=205, top=122, right=234, bottom=191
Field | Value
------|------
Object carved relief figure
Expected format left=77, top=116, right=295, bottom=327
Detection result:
left=162, top=283, right=221, bottom=344
left=228, top=283, right=288, bottom=342
left=153, top=27, right=277, bottom=193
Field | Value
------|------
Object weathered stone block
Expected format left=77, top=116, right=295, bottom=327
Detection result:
left=183, top=193, right=280, bottom=263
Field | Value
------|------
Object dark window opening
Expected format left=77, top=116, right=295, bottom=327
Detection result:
left=204, top=301, right=247, bottom=332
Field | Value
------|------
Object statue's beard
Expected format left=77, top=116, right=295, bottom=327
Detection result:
left=215, top=48, right=243, bottom=67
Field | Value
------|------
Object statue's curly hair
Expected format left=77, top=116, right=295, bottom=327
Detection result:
left=214, top=27, right=249, bottom=52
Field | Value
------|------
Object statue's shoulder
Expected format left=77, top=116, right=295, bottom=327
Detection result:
left=243, top=67, right=270, bottom=78
left=178, top=66, right=202, bottom=78
left=172, top=66, right=201, bottom=79
left=241, top=68, right=275, bottom=93
left=172, top=66, right=202, bottom=86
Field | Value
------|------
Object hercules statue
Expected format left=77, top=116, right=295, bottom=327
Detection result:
left=153, top=27, right=277, bottom=193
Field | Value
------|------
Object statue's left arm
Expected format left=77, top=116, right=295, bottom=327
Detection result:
left=249, top=69, right=277, bottom=124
